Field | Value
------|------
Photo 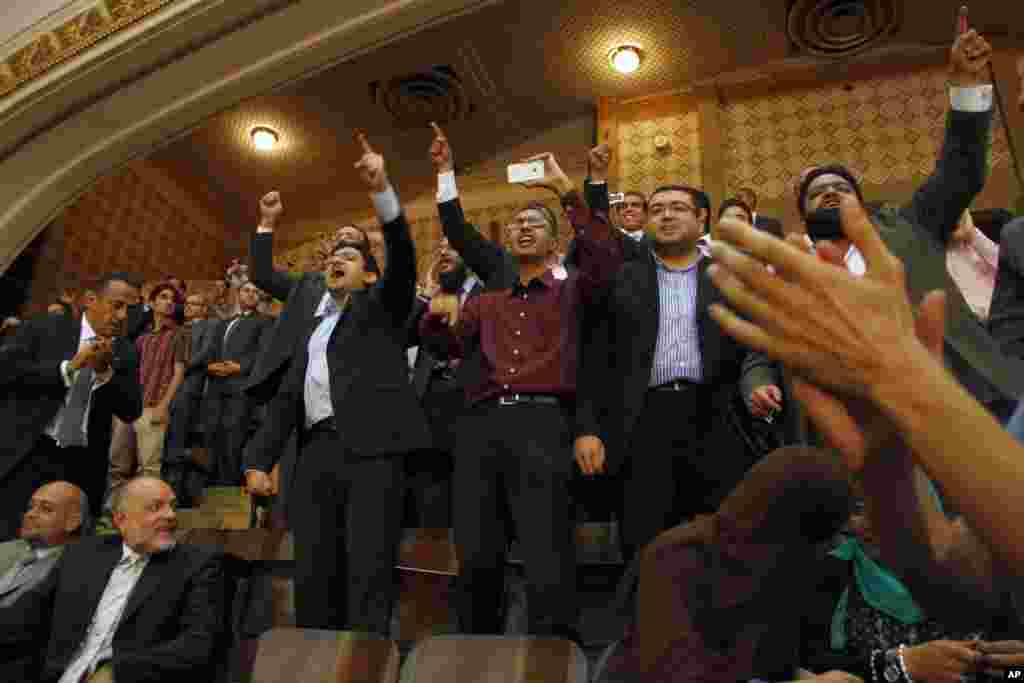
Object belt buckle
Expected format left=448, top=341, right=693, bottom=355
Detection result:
left=499, top=394, right=520, bottom=406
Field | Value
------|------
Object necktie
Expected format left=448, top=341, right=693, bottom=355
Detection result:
left=56, top=364, right=95, bottom=448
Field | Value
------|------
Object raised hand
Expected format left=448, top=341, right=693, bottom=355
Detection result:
left=259, top=191, right=283, bottom=229
left=429, top=293, right=460, bottom=327
left=70, top=338, right=113, bottom=373
left=354, top=132, right=388, bottom=193
left=574, top=435, right=606, bottom=476
left=523, top=152, right=573, bottom=195
left=588, top=132, right=612, bottom=182
left=949, top=29, right=992, bottom=86
left=429, top=122, right=454, bottom=173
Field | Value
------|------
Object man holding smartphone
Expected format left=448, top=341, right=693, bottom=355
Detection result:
left=421, top=128, right=623, bottom=641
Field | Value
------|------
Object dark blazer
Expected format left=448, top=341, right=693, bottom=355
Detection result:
left=576, top=255, right=749, bottom=468
left=988, top=217, right=1024, bottom=362
left=743, top=108, right=1024, bottom=417
left=0, top=535, right=225, bottom=683
left=246, top=213, right=432, bottom=471
left=246, top=232, right=328, bottom=405
left=753, top=214, right=784, bottom=239
left=180, top=318, right=217, bottom=397
left=198, top=313, right=272, bottom=397
left=0, top=313, right=142, bottom=493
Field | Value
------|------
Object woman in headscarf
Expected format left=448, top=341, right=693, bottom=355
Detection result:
left=599, top=445, right=856, bottom=682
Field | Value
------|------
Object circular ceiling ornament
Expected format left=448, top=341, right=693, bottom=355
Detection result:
left=787, top=0, right=897, bottom=58
left=371, top=66, right=472, bottom=129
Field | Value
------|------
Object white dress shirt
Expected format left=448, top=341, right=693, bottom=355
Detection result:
left=304, top=293, right=343, bottom=429
left=59, top=545, right=149, bottom=683
left=45, top=315, right=110, bottom=446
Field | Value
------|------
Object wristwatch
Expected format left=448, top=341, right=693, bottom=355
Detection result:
left=883, top=648, right=903, bottom=683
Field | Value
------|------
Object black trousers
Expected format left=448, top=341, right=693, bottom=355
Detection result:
left=620, top=387, right=752, bottom=564
left=0, top=435, right=98, bottom=540
left=206, top=393, right=252, bottom=486
left=452, top=401, right=577, bottom=636
left=406, top=376, right=462, bottom=528
left=289, top=427, right=405, bottom=634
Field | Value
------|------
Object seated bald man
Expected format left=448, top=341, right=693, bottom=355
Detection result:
left=0, top=477, right=225, bottom=683
left=0, top=482, right=89, bottom=608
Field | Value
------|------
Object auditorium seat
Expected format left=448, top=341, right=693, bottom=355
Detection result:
left=399, top=635, right=588, bottom=683
left=251, top=628, right=400, bottom=683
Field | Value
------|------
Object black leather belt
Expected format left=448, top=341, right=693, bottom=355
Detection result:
left=649, top=379, right=699, bottom=392
left=489, top=393, right=560, bottom=406
left=306, top=416, right=338, bottom=434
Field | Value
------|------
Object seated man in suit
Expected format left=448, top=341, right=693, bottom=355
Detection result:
left=245, top=134, right=431, bottom=634
left=0, top=481, right=89, bottom=608
left=736, top=186, right=783, bottom=238
left=0, top=476, right=225, bottom=682
left=196, top=281, right=272, bottom=486
left=0, top=272, right=143, bottom=536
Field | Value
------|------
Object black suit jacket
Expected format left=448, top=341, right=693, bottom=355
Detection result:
left=577, top=255, right=749, bottom=468
left=246, top=213, right=432, bottom=471
left=199, top=313, right=272, bottom=396
left=246, top=233, right=329, bottom=405
left=0, top=535, right=225, bottom=683
left=0, top=314, right=143, bottom=486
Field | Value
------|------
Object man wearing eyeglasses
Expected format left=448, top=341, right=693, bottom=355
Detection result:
left=575, top=185, right=763, bottom=565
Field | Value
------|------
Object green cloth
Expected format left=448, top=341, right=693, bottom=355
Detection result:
left=829, top=480, right=945, bottom=650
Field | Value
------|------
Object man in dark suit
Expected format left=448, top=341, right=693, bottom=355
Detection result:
left=575, top=184, right=766, bottom=564
left=0, top=273, right=143, bottom=538
left=736, top=187, right=784, bottom=239
left=0, top=476, right=225, bottom=682
left=195, top=281, right=272, bottom=486
left=0, top=482, right=89, bottom=609
left=408, top=237, right=481, bottom=529
left=165, top=293, right=217, bottom=505
left=246, top=193, right=369, bottom=406
left=742, top=30, right=1024, bottom=427
left=245, top=136, right=431, bottom=634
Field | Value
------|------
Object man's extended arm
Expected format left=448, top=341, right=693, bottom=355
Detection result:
left=371, top=186, right=418, bottom=324
left=251, top=192, right=301, bottom=302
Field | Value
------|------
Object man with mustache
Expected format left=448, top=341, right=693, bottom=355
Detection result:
left=741, top=29, right=1024, bottom=426
left=0, top=273, right=143, bottom=537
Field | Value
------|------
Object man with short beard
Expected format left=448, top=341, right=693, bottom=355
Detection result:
left=408, top=238, right=481, bottom=528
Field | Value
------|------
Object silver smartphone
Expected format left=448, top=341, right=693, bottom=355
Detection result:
left=507, top=160, right=545, bottom=184
left=609, top=192, right=625, bottom=206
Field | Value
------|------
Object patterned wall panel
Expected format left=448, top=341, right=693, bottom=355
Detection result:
left=59, top=166, right=227, bottom=283
left=721, top=67, right=1010, bottom=200
left=617, top=112, right=702, bottom=197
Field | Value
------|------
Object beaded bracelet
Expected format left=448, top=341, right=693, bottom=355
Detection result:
left=897, top=644, right=915, bottom=683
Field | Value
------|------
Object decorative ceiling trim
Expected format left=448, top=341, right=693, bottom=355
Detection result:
left=0, top=0, right=178, bottom=100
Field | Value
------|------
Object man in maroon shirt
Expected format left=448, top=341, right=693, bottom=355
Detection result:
left=420, top=152, right=623, bottom=642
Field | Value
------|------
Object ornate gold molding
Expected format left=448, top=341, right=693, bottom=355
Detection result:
left=0, top=0, right=177, bottom=100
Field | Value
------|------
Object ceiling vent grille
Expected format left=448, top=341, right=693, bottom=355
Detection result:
left=787, top=0, right=898, bottom=58
left=369, top=66, right=473, bottom=128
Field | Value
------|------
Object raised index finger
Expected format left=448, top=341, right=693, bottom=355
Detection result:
left=430, top=122, right=446, bottom=140
left=356, top=131, right=374, bottom=155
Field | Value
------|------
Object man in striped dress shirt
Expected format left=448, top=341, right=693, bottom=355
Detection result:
left=576, top=185, right=771, bottom=564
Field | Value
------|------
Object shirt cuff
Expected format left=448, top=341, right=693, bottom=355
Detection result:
left=949, top=85, right=993, bottom=113
left=436, top=171, right=458, bottom=203
left=372, top=185, right=402, bottom=225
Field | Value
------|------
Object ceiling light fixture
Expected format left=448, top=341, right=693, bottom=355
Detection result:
left=251, top=126, right=279, bottom=151
left=610, top=45, right=643, bottom=75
